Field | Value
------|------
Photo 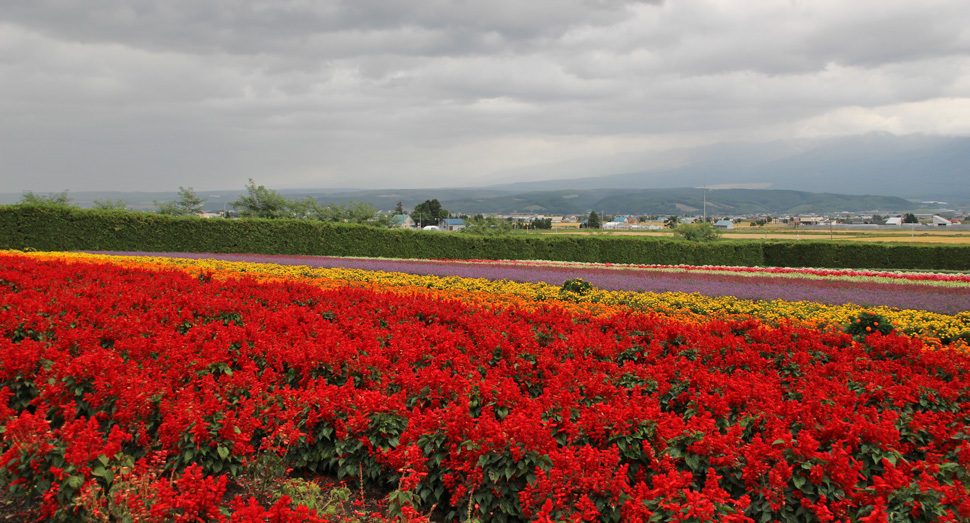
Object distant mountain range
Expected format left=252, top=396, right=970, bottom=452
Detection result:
left=290, top=187, right=932, bottom=216
left=2, top=132, right=967, bottom=215
left=0, top=187, right=943, bottom=217
left=485, top=133, right=970, bottom=205
left=437, top=188, right=921, bottom=216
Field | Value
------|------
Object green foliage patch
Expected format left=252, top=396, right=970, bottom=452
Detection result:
left=845, top=311, right=894, bottom=341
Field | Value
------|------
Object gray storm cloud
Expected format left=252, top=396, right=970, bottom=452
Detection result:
left=2, top=0, right=968, bottom=192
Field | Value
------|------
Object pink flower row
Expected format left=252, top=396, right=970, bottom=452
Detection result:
left=442, top=258, right=970, bottom=284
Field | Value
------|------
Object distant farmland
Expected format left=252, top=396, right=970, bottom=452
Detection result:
left=544, top=225, right=970, bottom=244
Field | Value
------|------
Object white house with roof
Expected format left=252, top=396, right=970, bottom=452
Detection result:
left=796, top=215, right=830, bottom=225
left=713, top=219, right=735, bottom=230
left=439, top=218, right=466, bottom=231
left=933, top=215, right=953, bottom=226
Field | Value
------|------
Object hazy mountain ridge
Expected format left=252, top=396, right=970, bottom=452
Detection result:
left=3, top=133, right=966, bottom=214
left=440, top=188, right=918, bottom=215
left=488, top=133, right=970, bottom=205
left=0, top=187, right=925, bottom=216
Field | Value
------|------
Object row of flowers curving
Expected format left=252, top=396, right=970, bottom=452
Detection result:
left=1, top=251, right=969, bottom=521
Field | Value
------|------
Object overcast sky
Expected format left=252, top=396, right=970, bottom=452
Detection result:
left=3, top=0, right=969, bottom=193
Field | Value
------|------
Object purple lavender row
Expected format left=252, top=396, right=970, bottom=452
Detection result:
left=87, top=252, right=970, bottom=314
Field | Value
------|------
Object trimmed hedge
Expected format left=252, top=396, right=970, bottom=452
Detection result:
left=0, top=205, right=762, bottom=266
left=2, top=205, right=969, bottom=270
left=761, top=241, right=970, bottom=271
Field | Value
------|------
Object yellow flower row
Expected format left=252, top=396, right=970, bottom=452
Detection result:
left=14, top=251, right=970, bottom=349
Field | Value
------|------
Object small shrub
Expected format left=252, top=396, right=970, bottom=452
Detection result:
left=240, top=450, right=288, bottom=503
left=673, top=222, right=722, bottom=242
left=561, top=278, right=593, bottom=295
left=845, top=311, right=894, bottom=340
left=239, top=450, right=353, bottom=516
left=281, top=479, right=351, bottom=515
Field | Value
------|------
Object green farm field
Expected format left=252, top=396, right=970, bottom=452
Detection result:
left=541, top=225, right=970, bottom=244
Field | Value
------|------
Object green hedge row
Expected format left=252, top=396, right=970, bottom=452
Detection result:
left=0, top=205, right=761, bottom=266
left=761, top=241, right=970, bottom=271
left=2, top=205, right=969, bottom=270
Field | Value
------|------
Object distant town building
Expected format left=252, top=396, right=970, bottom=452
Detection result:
left=389, top=214, right=416, bottom=229
left=795, top=216, right=830, bottom=226
left=440, top=218, right=466, bottom=231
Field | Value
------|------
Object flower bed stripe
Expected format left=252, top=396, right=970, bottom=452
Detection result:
left=59, top=251, right=970, bottom=346
left=3, top=252, right=970, bottom=521
left=80, top=251, right=970, bottom=315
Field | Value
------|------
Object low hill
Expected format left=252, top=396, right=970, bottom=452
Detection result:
left=487, top=133, right=970, bottom=207
left=0, top=187, right=927, bottom=216
left=437, top=188, right=917, bottom=215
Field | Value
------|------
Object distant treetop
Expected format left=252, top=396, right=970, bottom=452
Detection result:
left=19, top=190, right=73, bottom=206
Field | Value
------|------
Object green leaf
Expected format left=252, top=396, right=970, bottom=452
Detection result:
left=65, top=475, right=85, bottom=490
left=217, top=446, right=230, bottom=460
left=685, top=453, right=700, bottom=470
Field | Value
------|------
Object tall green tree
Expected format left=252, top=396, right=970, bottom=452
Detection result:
left=529, top=218, right=552, bottom=229
left=343, top=201, right=378, bottom=223
left=583, top=211, right=601, bottom=229
left=155, top=186, right=206, bottom=216
left=231, top=179, right=299, bottom=219
left=286, top=195, right=318, bottom=219
left=20, top=190, right=72, bottom=206
left=903, top=213, right=919, bottom=224
left=411, top=199, right=449, bottom=226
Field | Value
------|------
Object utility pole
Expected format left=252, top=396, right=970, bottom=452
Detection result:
left=703, top=186, right=707, bottom=223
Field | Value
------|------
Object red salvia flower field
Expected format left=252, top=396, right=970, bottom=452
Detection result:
left=1, top=252, right=969, bottom=521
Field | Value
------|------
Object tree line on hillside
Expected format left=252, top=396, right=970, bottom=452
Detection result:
left=15, top=188, right=726, bottom=242
left=228, top=180, right=381, bottom=224
left=20, top=190, right=131, bottom=211
left=14, top=183, right=389, bottom=226
left=16, top=188, right=463, bottom=230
